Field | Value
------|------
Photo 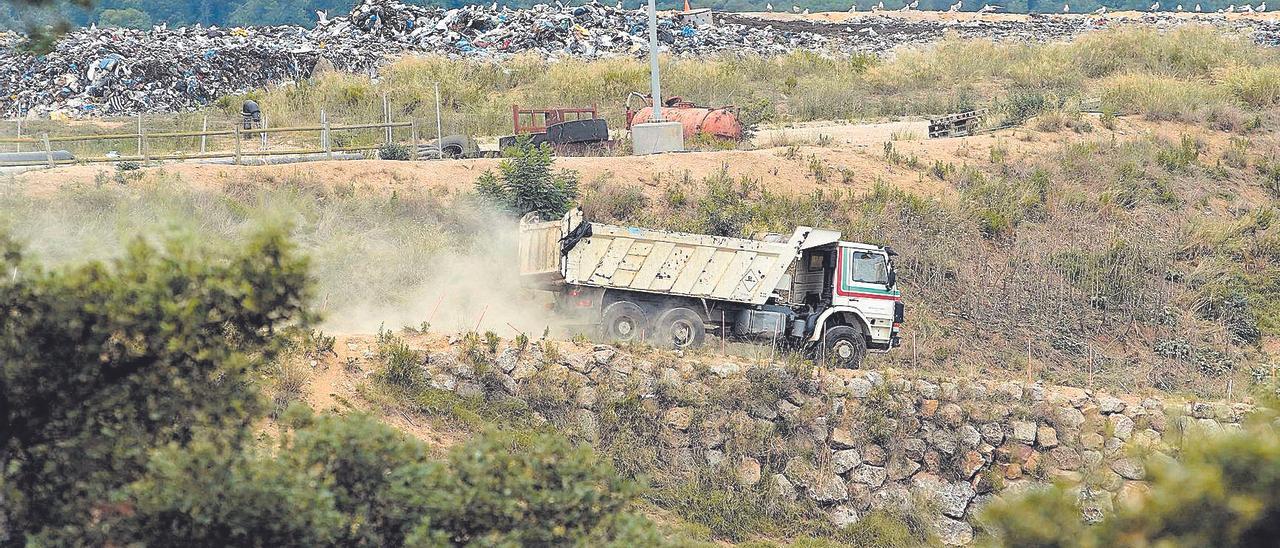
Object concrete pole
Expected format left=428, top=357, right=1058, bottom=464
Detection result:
left=646, top=0, right=664, bottom=121
left=200, top=116, right=208, bottom=153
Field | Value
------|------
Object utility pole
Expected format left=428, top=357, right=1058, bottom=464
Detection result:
left=646, top=0, right=663, bottom=122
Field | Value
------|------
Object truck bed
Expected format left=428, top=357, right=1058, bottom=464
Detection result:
left=520, top=215, right=811, bottom=306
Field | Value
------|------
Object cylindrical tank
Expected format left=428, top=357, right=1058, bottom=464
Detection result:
left=630, top=98, right=743, bottom=141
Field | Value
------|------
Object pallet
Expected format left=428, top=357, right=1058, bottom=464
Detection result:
left=928, top=108, right=988, bottom=138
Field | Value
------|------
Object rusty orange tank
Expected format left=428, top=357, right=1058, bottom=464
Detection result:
left=627, top=96, right=744, bottom=141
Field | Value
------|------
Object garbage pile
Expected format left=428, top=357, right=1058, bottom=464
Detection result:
left=3, top=0, right=1280, bottom=117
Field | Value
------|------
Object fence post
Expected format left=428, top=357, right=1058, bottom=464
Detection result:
left=261, top=114, right=269, bottom=150
left=323, top=117, right=332, bottom=159
left=234, top=126, right=242, bottom=165
left=15, top=117, right=21, bottom=153
left=200, top=116, right=208, bottom=153
left=140, top=123, right=149, bottom=163
left=320, top=110, right=328, bottom=153
left=410, top=119, right=419, bottom=161
left=42, top=132, right=52, bottom=168
left=136, top=114, right=143, bottom=157
left=382, top=94, right=392, bottom=145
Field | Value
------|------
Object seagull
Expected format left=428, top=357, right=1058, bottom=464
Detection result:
left=1176, top=3, right=1183, bottom=10
left=1241, top=3, right=1254, bottom=11
left=1259, top=2, right=1267, bottom=11
left=949, top=1, right=962, bottom=11
left=850, top=2, right=858, bottom=11
left=978, top=3, right=999, bottom=12
left=1093, top=5, right=1106, bottom=13
left=792, top=5, right=801, bottom=12
left=1195, top=3, right=1201, bottom=10
left=490, top=1, right=497, bottom=9
left=316, top=10, right=328, bottom=24
left=1062, top=2, right=1069, bottom=11
left=1225, top=4, right=1235, bottom=11
left=616, top=0, right=622, bottom=7
left=766, top=2, right=773, bottom=9
left=803, top=7, right=811, bottom=13
left=1149, top=1, right=1159, bottom=10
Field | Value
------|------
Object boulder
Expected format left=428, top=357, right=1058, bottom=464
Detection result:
left=903, top=438, right=927, bottom=462
left=863, top=444, right=887, bottom=466
left=808, top=473, right=849, bottom=503
left=979, top=422, right=1005, bottom=445
left=737, top=457, right=762, bottom=486
left=848, top=464, right=887, bottom=488
left=832, top=449, right=862, bottom=474
left=936, top=481, right=976, bottom=518
left=831, top=427, right=857, bottom=449
left=1036, top=426, right=1059, bottom=449
left=938, top=403, right=965, bottom=428
left=888, top=457, right=922, bottom=481
left=828, top=505, right=861, bottom=528
left=772, top=473, right=798, bottom=501
left=664, top=407, right=692, bottom=431
left=1111, top=457, right=1146, bottom=480
left=958, top=450, right=985, bottom=480
left=933, top=516, right=975, bottom=545
left=1109, top=414, right=1135, bottom=440
left=1049, top=446, right=1082, bottom=471
left=847, top=377, right=873, bottom=398
left=1011, top=421, right=1038, bottom=445
left=1097, top=395, right=1126, bottom=414
left=958, top=424, right=982, bottom=448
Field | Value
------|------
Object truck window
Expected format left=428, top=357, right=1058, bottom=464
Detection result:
left=851, top=252, right=888, bottom=285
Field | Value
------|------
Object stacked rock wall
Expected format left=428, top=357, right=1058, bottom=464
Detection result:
left=370, top=336, right=1250, bottom=545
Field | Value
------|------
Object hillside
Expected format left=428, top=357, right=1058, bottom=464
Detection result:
left=5, top=20, right=1280, bottom=546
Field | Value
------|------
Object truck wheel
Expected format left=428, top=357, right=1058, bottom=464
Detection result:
left=822, top=326, right=866, bottom=369
left=602, top=301, right=647, bottom=343
left=655, top=307, right=706, bottom=350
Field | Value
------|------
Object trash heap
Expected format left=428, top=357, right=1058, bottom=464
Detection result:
left=3, top=0, right=1280, bottom=117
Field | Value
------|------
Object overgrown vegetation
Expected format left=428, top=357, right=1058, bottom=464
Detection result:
left=983, top=423, right=1280, bottom=547
left=0, top=230, right=659, bottom=545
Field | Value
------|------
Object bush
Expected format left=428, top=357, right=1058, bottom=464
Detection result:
left=378, top=142, right=411, bottom=161
left=476, top=138, right=579, bottom=219
left=376, top=327, right=426, bottom=390
left=984, top=426, right=1280, bottom=547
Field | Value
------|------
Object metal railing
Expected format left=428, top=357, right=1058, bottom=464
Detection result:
left=0, top=119, right=427, bottom=167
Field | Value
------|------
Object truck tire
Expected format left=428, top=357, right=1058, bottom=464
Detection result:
left=822, top=325, right=866, bottom=369
left=602, top=301, right=647, bottom=342
left=655, top=307, right=706, bottom=350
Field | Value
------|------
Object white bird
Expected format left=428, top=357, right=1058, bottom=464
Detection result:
left=1149, top=1, right=1159, bottom=10
left=616, top=0, right=622, bottom=7
left=316, top=10, right=328, bottom=24
left=949, top=1, right=962, bottom=11
left=766, top=2, right=773, bottom=9
left=490, top=1, right=498, bottom=9
left=1176, top=3, right=1183, bottom=10
left=792, top=5, right=801, bottom=12
left=1062, top=2, right=1069, bottom=11
left=850, top=2, right=858, bottom=11
left=1241, top=3, right=1254, bottom=11
left=1093, top=5, right=1106, bottom=13
left=1225, top=4, right=1235, bottom=11
left=1259, top=2, right=1267, bottom=11
left=1195, top=3, right=1202, bottom=10
left=875, top=0, right=885, bottom=9
left=978, top=3, right=999, bottom=12
left=803, top=7, right=811, bottom=13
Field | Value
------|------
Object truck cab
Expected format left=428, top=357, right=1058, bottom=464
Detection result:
left=789, top=238, right=903, bottom=366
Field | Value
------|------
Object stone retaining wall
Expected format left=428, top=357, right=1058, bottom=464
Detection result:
left=366, top=336, right=1250, bottom=545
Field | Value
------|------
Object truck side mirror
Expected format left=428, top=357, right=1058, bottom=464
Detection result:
left=888, top=270, right=897, bottom=288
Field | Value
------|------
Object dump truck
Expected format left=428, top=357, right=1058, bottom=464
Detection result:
left=519, top=209, right=903, bottom=368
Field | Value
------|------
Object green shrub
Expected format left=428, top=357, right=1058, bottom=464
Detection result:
left=378, top=142, right=411, bottom=161
left=476, top=138, right=579, bottom=219
left=376, top=327, right=425, bottom=390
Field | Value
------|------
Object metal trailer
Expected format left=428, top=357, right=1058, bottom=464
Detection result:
left=519, top=209, right=903, bottom=368
left=928, top=109, right=988, bottom=138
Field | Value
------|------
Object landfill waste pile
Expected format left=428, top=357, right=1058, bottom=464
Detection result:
left=2, top=0, right=1280, bottom=117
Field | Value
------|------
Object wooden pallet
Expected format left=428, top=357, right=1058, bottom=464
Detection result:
left=928, top=108, right=988, bottom=138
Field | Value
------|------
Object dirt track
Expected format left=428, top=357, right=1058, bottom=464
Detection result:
left=6, top=116, right=1237, bottom=202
